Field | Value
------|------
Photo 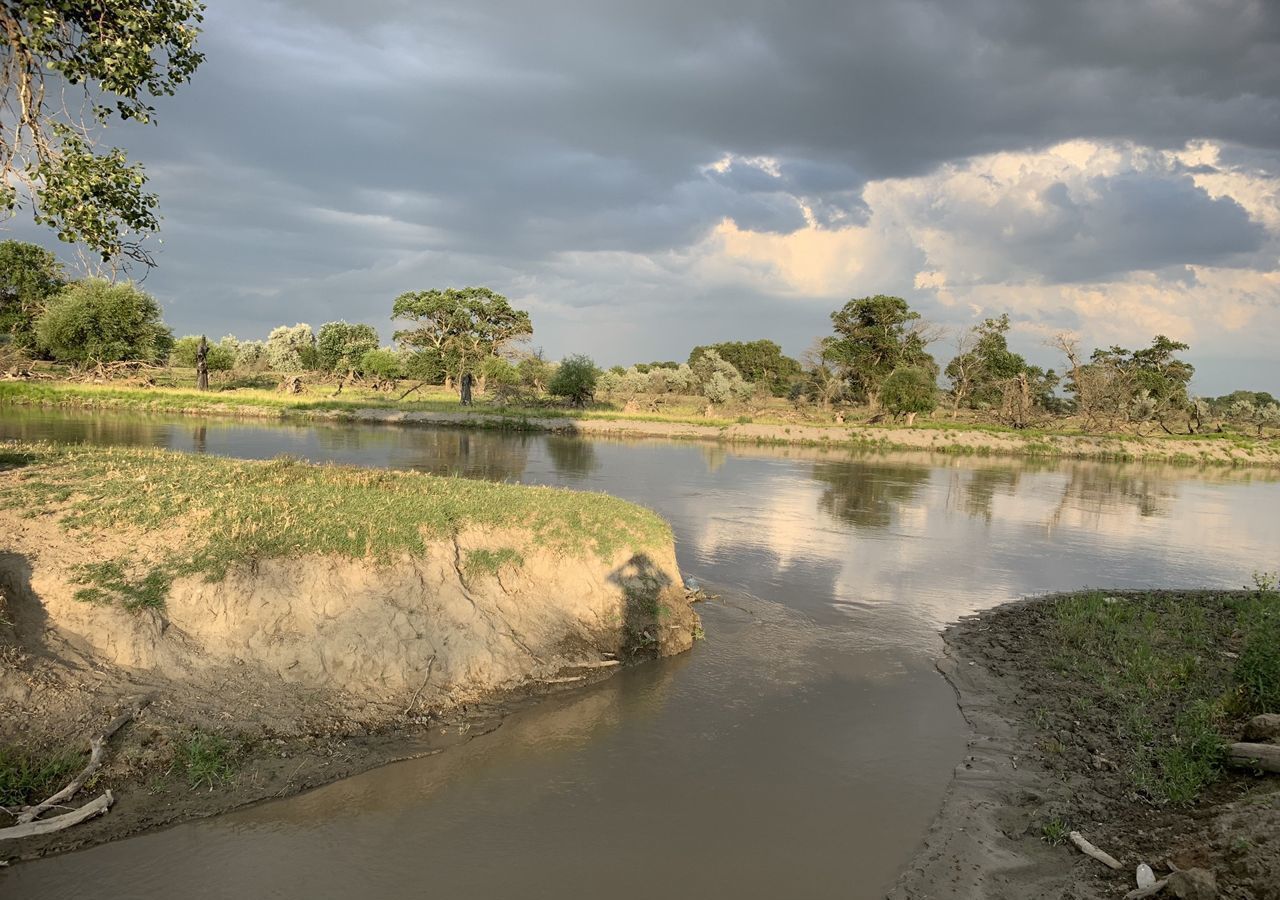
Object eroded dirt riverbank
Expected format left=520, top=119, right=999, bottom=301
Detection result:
left=0, top=443, right=699, bottom=861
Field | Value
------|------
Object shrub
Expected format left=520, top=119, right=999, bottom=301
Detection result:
left=232, top=339, right=268, bottom=371
left=690, top=348, right=751, bottom=404
left=481, top=355, right=520, bottom=388
left=882, top=367, right=938, bottom=422
left=549, top=354, right=598, bottom=406
left=265, top=323, right=317, bottom=371
left=316, top=321, right=379, bottom=374
left=35, top=278, right=173, bottom=365
left=359, top=348, right=402, bottom=380
left=170, top=335, right=234, bottom=371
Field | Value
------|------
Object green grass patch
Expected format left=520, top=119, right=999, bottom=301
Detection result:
left=175, top=730, right=238, bottom=790
left=72, top=559, right=171, bottom=610
left=0, top=744, right=84, bottom=809
left=463, top=547, right=524, bottom=579
left=1047, top=588, right=1280, bottom=805
left=0, top=441, right=672, bottom=610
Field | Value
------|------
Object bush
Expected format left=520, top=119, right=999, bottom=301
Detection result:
left=36, top=278, right=173, bottom=365
left=690, top=349, right=751, bottom=404
left=170, top=335, right=234, bottom=371
left=265, top=323, right=316, bottom=371
left=481, top=355, right=520, bottom=388
left=549, top=354, right=598, bottom=406
left=881, top=367, right=938, bottom=421
left=317, top=321, right=379, bottom=374
left=359, top=348, right=402, bottom=380
left=232, top=339, right=267, bottom=371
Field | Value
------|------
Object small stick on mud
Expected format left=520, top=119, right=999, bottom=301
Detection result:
left=403, top=655, right=437, bottom=717
left=1068, top=831, right=1123, bottom=870
left=17, top=698, right=150, bottom=825
left=0, top=792, right=114, bottom=841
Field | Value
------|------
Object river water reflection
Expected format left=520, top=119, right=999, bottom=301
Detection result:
left=3, top=408, right=1279, bottom=899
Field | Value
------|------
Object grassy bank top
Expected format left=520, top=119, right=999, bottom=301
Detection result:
left=0, top=441, right=673, bottom=584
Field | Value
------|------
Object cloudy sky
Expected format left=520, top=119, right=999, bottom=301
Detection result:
left=14, top=0, right=1280, bottom=393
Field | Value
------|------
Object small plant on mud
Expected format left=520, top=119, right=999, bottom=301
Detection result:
left=0, top=744, right=83, bottom=809
left=1040, top=816, right=1070, bottom=846
left=176, top=731, right=238, bottom=791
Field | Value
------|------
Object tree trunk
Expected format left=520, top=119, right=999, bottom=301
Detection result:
left=196, top=336, right=209, bottom=391
left=904, top=412, right=917, bottom=426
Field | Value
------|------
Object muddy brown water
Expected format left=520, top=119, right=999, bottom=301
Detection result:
left=3, top=409, right=1280, bottom=899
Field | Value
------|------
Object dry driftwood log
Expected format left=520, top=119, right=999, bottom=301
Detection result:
left=0, top=792, right=114, bottom=841
left=1226, top=742, right=1280, bottom=773
left=16, top=699, right=148, bottom=825
left=1069, top=831, right=1123, bottom=870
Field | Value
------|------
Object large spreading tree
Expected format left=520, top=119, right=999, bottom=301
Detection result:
left=0, top=239, right=65, bottom=351
left=0, top=0, right=205, bottom=267
left=391, top=287, right=532, bottom=388
left=35, top=277, right=172, bottom=364
left=824, top=295, right=936, bottom=409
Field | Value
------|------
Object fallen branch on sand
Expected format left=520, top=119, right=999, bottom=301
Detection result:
left=0, top=792, right=114, bottom=841
left=1069, top=831, right=1123, bottom=870
left=15, top=698, right=149, bottom=826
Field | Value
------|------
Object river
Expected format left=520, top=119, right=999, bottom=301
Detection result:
left=2, top=408, right=1279, bottom=899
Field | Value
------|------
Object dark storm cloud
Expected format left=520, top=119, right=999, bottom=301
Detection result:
left=9, top=0, right=1278, bottom=386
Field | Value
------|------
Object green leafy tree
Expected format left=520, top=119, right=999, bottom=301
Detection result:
left=824, top=295, right=936, bottom=409
left=516, top=349, right=554, bottom=394
left=0, top=1, right=206, bottom=266
left=688, top=340, right=801, bottom=396
left=946, top=314, right=1058, bottom=427
left=171, top=334, right=232, bottom=371
left=0, top=240, right=65, bottom=351
left=265, top=323, right=316, bottom=371
left=35, top=277, right=172, bottom=364
left=391, top=286, right=532, bottom=386
left=359, top=348, right=402, bottom=381
left=1074, top=335, right=1194, bottom=430
left=549, top=354, right=598, bottom=406
left=881, top=366, right=938, bottom=425
left=316, top=321, right=379, bottom=374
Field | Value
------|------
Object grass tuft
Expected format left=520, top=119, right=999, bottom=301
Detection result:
left=0, top=744, right=84, bottom=809
left=176, top=731, right=238, bottom=791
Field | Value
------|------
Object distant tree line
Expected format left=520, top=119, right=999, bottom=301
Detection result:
left=1, top=237, right=1275, bottom=431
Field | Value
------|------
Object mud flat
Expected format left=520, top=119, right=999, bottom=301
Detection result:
left=892, top=591, right=1280, bottom=900
left=0, top=441, right=699, bottom=860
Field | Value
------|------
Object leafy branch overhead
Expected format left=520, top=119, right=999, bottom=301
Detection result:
left=0, top=0, right=206, bottom=266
